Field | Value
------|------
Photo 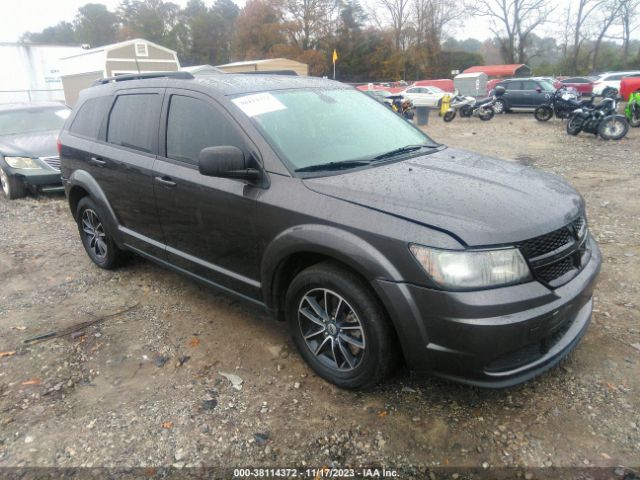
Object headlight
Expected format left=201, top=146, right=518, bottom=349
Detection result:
left=409, top=244, right=531, bottom=290
left=4, top=156, right=40, bottom=170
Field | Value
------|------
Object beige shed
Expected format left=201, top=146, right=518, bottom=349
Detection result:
left=59, top=39, right=180, bottom=106
left=216, top=58, right=308, bottom=76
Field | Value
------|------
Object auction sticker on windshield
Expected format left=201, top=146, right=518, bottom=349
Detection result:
left=232, top=92, right=286, bottom=117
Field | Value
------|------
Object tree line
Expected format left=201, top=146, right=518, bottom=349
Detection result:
left=23, top=0, right=640, bottom=82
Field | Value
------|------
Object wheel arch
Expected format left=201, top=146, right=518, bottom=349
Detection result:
left=67, top=169, right=121, bottom=241
left=261, top=224, right=403, bottom=321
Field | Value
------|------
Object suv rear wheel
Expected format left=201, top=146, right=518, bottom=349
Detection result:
left=76, top=196, right=124, bottom=269
left=285, top=261, right=397, bottom=389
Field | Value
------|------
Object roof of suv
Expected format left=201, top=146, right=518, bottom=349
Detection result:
left=89, top=73, right=347, bottom=98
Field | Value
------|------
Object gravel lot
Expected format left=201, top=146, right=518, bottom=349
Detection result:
left=0, top=113, right=639, bottom=478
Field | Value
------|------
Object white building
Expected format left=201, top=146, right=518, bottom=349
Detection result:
left=0, top=42, right=85, bottom=104
left=59, top=39, right=180, bottom=106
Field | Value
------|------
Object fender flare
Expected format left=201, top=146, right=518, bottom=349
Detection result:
left=67, top=169, right=121, bottom=242
left=261, top=224, right=404, bottom=309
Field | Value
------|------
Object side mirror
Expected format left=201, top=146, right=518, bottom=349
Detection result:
left=198, top=146, right=261, bottom=181
left=535, top=87, right=542, bottom=93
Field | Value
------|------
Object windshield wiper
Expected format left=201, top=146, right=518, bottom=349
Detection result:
left=295, top=160, right=371, bottom=173
left=373, top=144, right=434, bottom=161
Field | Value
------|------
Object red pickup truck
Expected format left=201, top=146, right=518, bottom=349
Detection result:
left=620, top=76, right=640, bottom=100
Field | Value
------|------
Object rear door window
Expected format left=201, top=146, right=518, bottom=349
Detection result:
left=165, top=95, right=244, bottom=166
left=69, top=96, right=111, bottom=139
left=107, top=93, right=161, bottom=153
left=505, top=82, right=522, bottom=90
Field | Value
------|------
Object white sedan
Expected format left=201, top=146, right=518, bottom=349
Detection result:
left=592, top=71, right=640, bottom=96
left=399, top=85, right=448, bottom=107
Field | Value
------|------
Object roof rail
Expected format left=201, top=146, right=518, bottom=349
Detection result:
left=92, top=71, right=194, bottom=86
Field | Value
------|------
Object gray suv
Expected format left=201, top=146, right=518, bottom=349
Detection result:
left=59, top=72, right=601, bottom=389
left=493, top=78, right=556, bottom=113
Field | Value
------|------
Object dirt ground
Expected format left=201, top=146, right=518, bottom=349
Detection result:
left=0, top=113, right=639, bottom=478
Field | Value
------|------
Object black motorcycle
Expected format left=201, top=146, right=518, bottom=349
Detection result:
left=566, top=97, right=629, bottom=140
left=534, top=86, right=593, bottom=121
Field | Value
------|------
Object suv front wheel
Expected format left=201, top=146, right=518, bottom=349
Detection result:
left=285, top=262, right=397, bottom=389
left=76, top=196, right=124, bottom=269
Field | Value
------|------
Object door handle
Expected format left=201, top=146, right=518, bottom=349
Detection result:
left=154, top=176, right=177, bottom=187
left=89, top=157, right=106, bottom=167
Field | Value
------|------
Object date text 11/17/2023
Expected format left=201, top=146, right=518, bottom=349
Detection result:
left=233, top=468, right=400, bottom=478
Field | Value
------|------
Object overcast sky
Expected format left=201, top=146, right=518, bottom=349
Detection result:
left=0, top=0, right=633, bottom=45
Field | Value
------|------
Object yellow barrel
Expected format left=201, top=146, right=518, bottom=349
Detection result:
left=440, top=94, right=451, bottom=116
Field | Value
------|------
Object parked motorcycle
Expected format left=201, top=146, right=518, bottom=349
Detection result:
left=443, top=86, right=505, bottom=122
left=625, top=91, right=640, bottom=128
left=566, top=97, right=629, bottom=140
left=534, top=86, right=593, bottom=121
left=388, top=95, right=415, bottom=120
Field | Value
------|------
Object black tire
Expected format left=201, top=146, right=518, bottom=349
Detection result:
left=76, top=196, right=124, bottom=269
left=478, top=108, right=495, bottom=121
left=443, top=111, right=456, bottom=122
left=0, top=167, right=26, bottom=200
left=285, top=261, right=398, bottom=389
left=566, top=116, right=582, bottom=136
left=493, top=98, right=507, bottom=114
left=534, top=105, right=553, bottom=122
left=598, top=115, right=629, bottom=140
left=629, top=114, right=640, bottom=128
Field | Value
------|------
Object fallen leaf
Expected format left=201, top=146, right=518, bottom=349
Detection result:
left=188, top=337, right=200, bottom=348
left=162, top=421, right=173, bottom=429
left=12, top=326, right=27, bottom=331
left=377, top=410, right=388, bottom=418
left=0, top=351, right=16, bottom=358
left=21, top=379, right=41, bottom=386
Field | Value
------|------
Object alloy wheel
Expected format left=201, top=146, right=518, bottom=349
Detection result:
left=81, top=209, right=108, bottom=260
left=298, top=288, right=366, bottom=372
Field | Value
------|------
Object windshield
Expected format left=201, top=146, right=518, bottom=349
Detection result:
left=232, top=89, right=437, bottom=172
left=0, top=107, right=70, bottom=136
left=538, top=81, right=556, bottom=92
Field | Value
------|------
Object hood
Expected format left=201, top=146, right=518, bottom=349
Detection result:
left=0, top=130, right=60, bottom=158
left=303, top=148, right=583, bottom=247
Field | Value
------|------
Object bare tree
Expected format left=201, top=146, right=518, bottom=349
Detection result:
left=589, top=0, right=624, bottom=70
left=374, top=0, right=412, bottom=51
left=285, top=0, right=337, bottom=50
left=619, top=0, right=640, bottom=66
left=412, top=0, right=463, bottom=64
left=466, top=0, right=554, bottom=63
left=565, top=0, right=607, bottom=73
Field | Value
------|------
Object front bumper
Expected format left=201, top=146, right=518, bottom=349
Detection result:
left=374, top=235, right=601, bottom=388
left=12, top=169, right=63, bottom=191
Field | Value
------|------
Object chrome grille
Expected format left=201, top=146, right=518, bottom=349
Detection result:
left=40, top=156, right=61, bottom=171
left=517, top=215, right=588, bottom=288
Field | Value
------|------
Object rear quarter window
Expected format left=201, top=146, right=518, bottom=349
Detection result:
left=69, top=96, right=111, bottom=139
